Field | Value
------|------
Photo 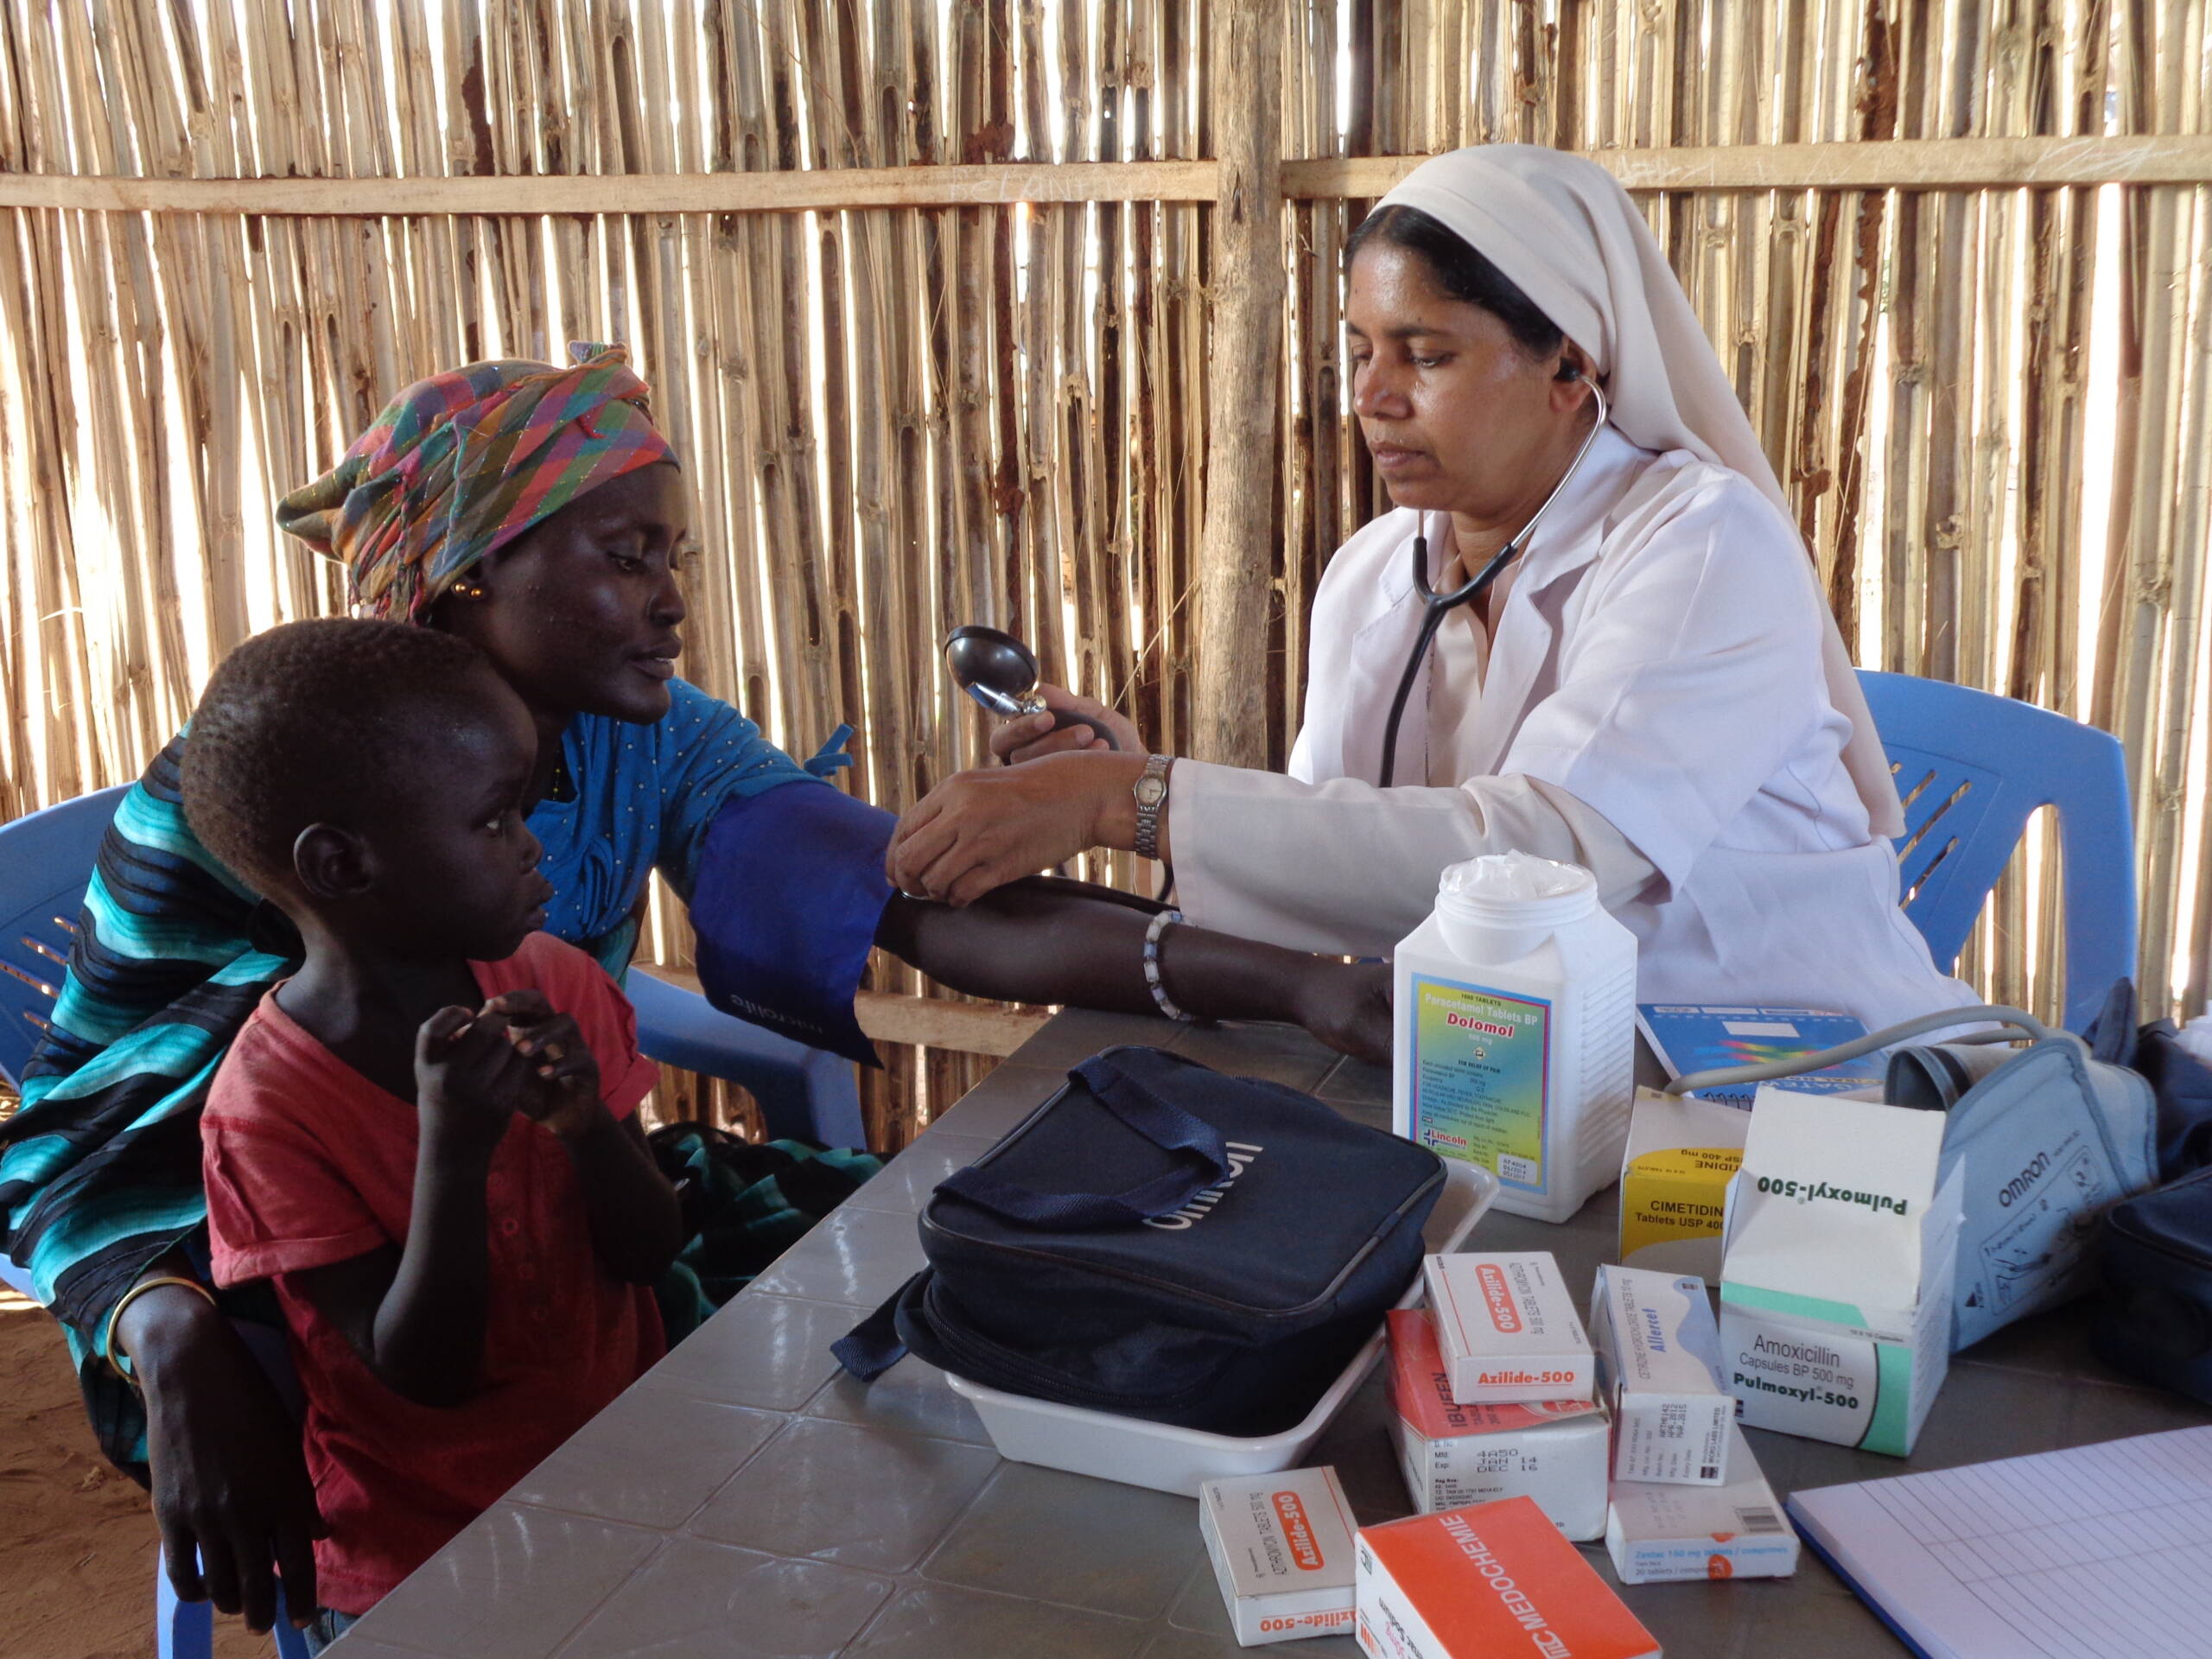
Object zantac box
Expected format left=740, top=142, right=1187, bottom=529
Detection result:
left=1719, top=1087, right=1964, bottom=1458
left=1385, top=1309, right=1610, bottom=1540
left=1587, top=1265, right=1732, bottom=1486
left=1423, top=1252, right=1593, bottom=1404
left=1355, top=1496, right=1661, bottom=1659
left=1199, top=1465, right=1360, bottom=1647
left=1617, top=1089, right=1750, bottom=1283
left=1605, top=1427, right=1799, bottom=1584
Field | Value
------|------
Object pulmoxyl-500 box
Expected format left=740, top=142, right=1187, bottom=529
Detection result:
left=1385, top=1309, right=1610, bottom=1540
left=1719, top=1087, right=1963, bottom=1458
left=1423, top=1251, right=1593, bottom=1404
left=1588, top=1264, right=1732, bottom=1485
left=1199, top=1465, right=1360, bottom=1647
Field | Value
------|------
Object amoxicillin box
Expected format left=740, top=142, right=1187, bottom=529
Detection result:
left=1386, top=1310, right=1610, bottom=1540
left=1423, top=1252, right=1593, bottom=1404
left=1199, top=1465, right=1360, bottom=1647
left=1588, top=1264, right=1732, bottom=1485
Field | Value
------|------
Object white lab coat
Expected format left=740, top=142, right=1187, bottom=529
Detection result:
left=1172, top=427, right=1972, bottom=1032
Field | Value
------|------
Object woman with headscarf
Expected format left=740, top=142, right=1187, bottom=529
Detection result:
left=0, top=346, right=1390, bottom=1637
left=887, top=145, right=1971, bottom=1031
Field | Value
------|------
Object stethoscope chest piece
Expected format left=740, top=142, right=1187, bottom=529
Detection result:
left=943, top=625, right=1122, bottom=748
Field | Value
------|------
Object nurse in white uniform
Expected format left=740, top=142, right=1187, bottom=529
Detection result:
left=887, top=144, right=1969, bottom=1031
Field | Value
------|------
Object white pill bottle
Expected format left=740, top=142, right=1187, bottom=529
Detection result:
left=1392, top=852, right=1638, bottom=1223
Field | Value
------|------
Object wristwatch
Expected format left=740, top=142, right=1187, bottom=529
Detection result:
left=1133, top=753, right=1173, bottom=861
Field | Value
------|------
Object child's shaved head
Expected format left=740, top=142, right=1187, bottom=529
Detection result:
left=180, top=619, right=496, bottom=894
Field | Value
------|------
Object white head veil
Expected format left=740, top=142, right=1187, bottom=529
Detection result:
left=1375, top=144, right=1902, bottom=836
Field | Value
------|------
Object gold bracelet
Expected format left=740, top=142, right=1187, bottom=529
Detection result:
left=101, top=1274, right=217, bottom=1386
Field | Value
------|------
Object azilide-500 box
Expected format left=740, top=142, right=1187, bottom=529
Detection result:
left=1423, top=1252, right=1593, bottom=1404
left=1199, top=1465, right=1360, bottom=1647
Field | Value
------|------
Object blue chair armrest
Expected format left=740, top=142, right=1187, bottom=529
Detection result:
left=623, top=969, right=866, bottom=1147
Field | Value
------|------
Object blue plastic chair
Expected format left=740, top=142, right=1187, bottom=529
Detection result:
left=0, top=784, right=130, bottom=1091
left=622, top=967, right=864, bottom=1146
left=1858, top=670, right=2138, bottom=1033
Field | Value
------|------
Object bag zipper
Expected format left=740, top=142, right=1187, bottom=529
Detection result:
left=922, top=1162, right=1446, bottom=1323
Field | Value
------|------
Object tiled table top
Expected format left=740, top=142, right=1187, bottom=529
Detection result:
left=335, top=1010, right=2212, bottom=1659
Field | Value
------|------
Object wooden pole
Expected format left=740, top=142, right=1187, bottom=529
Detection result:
left=1190, top=0, right=1281, bottom=769
left=20, top=135, right=2212, bottom=219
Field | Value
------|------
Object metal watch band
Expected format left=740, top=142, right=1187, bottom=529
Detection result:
left=1134, top=753, right=1172, bottom=861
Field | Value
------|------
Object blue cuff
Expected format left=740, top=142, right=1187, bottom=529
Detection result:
left=690, top=786, right=896, bottom=1067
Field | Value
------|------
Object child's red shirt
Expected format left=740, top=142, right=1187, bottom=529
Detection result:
left=202, top=932, right=666, bottom=1614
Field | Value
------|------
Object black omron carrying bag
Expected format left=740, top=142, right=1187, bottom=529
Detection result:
left=2088, top=1165, right=2212, bottom=1405
left=834, top=1046, right=1447, bottom=1437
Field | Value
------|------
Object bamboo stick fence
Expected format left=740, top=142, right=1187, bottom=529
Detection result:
left=2, top=0, right=2208, bottom=1148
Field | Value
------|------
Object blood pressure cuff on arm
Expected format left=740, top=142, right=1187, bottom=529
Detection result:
left=689, top=784, right=897, bottom=1067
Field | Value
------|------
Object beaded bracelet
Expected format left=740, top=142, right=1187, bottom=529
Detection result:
left=1142, top=907, right=1197, bottom=1023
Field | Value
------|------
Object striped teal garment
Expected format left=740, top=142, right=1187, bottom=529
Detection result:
left=0, top=680, right=827, bottom=1471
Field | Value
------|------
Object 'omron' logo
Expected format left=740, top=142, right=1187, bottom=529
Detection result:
left=1998, top=1151, right=2052, bottom=1207
left=1477, top=1263, right=1522, bottom=1333
left=1141, top=1142, right=1264, bottom=1230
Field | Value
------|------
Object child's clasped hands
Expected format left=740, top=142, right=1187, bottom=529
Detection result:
left=415, top=989, right=606, bottom=1146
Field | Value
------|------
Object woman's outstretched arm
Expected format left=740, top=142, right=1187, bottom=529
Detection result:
left=873, top=880, right=1389, bottom=1066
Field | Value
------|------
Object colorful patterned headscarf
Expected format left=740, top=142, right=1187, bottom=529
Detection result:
left=276, top=342, right=675, bottom=622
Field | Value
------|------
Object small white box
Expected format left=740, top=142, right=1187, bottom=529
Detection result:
left=1422, top=1252, right=1593, bottom=1404
left=1199, top=1466, right=1361, bottom=1646
left=1605, top=1427, right=1800, bottom=1584
left=1588, top=1264, right=1732, bottom=1486
left=1385, top=1310, right=1610, bottom=1540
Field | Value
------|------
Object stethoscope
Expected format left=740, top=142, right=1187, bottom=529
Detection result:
left=1375, top=374, right=1611, bottom=788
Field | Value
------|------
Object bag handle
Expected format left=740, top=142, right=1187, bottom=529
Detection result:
left=1664, top=1004, right=2069, bottom=1098
left=932, top=1050, right=1232, bottom=1230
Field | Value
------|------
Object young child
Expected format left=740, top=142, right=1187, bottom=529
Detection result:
left=184, top=618, right=684, bottom=1646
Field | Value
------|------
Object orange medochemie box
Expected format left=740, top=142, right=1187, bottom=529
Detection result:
left=1354, top=1495, right=1661, bottom=1659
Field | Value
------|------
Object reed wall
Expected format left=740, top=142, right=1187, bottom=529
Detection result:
left=3, top=0, right=2207, bottom=1144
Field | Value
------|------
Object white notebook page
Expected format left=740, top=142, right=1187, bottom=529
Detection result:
left=1786, top=1426, right=2212, bottom=1659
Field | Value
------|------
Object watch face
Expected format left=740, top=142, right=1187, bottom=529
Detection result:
left=1135, top=776, right=1167, bottom=807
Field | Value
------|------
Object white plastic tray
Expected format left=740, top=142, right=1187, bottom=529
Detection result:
left=944, top=1159, right=1500, bottom=1496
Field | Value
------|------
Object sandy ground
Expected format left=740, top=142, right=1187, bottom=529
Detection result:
left=0, top=1288, right=275, bottom=1659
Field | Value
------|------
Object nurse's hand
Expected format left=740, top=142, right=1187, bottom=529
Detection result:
left=890, top=751, right=1144, bottom=906
left=989, top=685, right=1141, bottom=765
